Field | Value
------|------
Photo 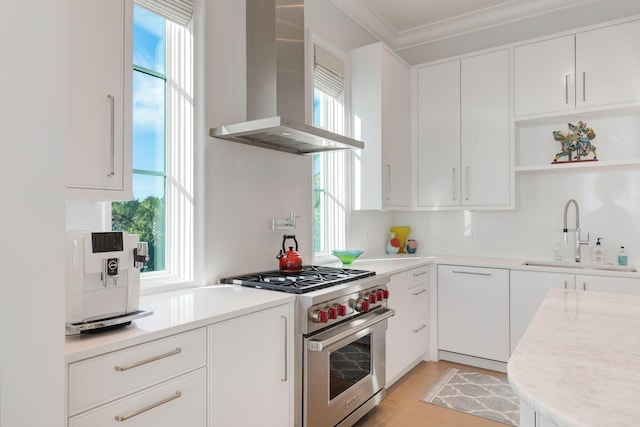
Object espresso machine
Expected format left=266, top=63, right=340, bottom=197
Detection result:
left=65, top=231, right=152, bottom=335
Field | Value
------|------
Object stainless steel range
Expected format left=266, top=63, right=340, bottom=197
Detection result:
left=222, top=265, right=394, bottom=427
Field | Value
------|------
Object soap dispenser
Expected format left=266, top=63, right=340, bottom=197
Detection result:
left=592, top=238, right=605, bottom=264
left=618, top=246, right=628, bottom=266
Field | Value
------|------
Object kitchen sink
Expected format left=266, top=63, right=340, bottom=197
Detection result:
left=522, top=260, right=638, bottom=273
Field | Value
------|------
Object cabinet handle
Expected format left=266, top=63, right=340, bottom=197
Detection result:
left=564, top=280, right=568, bottom=290
left=413, top=324, right=427, bottom=333
left=412, top=270, right=427, bottom=277
left=114, top=391, right=181, bottom=421
left=582, top=282, right=587, bottom=291
left=385, top=164, right=391, bottom=201
left=451, top=270, right=492, bottom=277
left=107, top=94, right=115, bottom=177
left=114, top=347, right=182, bottom=372
left=582, top=72, right=586, bottom=102
left=565, top=74, right=570, bottom=104
left=281, top=315, right=288, bottom=382
left=412, top=288, right=427, bottom=296
left=452, top=167, right=457, bottom=202
left=464, top=166, right=470, bottom=201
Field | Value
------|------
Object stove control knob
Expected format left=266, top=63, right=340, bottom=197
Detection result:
left=376, top=290, right=384, bottom=301
left=368, top=293, right=378, bottom=304
left=382, top=289, right=390, bottom=299
left=336, top=304, right=347, bottom=317
left=355, top=298, right=371, bottom=313
left=327, top=306, right=338, bottom=320
left=312, top=309, right=329, bottom=323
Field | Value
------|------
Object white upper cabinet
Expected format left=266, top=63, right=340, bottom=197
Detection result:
left=67, top=0, right=133, bottom=200
left=417, top=49, right=511, bottom=209
left=514, top=35, right=575, bottom=117
left=515, top=19, right=640, bottom=118
left=416, top=60, right=460, bottom=208
left=351, top=43, right=412, bottom=210
left=576, top=19, right=640, bottom=109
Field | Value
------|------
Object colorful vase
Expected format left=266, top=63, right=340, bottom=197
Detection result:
left=390, top=226, right=411, bottom=253
left=406, top=239, right=417, bottom=254
left=385, top=232, right=400, bottom=254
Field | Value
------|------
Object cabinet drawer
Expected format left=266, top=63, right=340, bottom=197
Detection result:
left=407, top=266, right=429, bottom=287
left=69, top=328, right=206, bottom=416
left=69, top=368, right=206, bottom=427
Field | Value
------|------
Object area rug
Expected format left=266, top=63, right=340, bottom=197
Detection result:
left=420, top=368, right=519, bottom=426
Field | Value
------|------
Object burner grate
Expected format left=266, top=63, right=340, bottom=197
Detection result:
left=221, top=266, right=376, bottom=294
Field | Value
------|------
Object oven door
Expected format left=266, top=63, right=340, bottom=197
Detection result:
left=304, top=308, right=395, bottom=427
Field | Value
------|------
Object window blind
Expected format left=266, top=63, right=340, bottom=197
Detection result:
left=314, top=45, right=344, bottom=98
left=136, top=0, right=193, bottom=27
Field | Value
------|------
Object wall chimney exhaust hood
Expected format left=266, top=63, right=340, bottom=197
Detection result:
left=209, top=0, right=364, bottom=155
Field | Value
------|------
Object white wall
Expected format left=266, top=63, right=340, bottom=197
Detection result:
left=0, top=1, right=66, bottom=426
left=203, top=0, right=313, bottom=282
left=353, top=167, right=640, bottom=266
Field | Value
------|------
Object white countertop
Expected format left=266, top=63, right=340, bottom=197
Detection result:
left=508, top=288, right=640, bottom=426
left=65, top=254, right=640, bottom=364
left=330, top=253, right=640, bottom=278
left=65, top=285, right=294, bottom=363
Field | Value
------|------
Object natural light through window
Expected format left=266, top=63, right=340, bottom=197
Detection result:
left=313, top=44, right=349, bottom=257
left=112, top=4, right=193, bottom=290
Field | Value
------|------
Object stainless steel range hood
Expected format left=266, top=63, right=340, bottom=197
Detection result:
left=209, top=0, right=364, bottom=155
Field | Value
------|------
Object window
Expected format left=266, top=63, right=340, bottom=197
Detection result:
left=112, top=3, right=193, bottom=290
left=312, top=44, right=350, bottom=257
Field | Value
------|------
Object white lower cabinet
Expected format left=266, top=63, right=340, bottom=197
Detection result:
left=386, top=265, right=430, bottom=385
left=576, top=274, right=640, bottom=294
left=67, top=328, right=207, bottom=426
left=208, top=303, right=293, bottom=427
left=509, top=270, right=574, bottom=353
left=437, top=265, right=509, bottom=362
left=520, top=401, right=559, bottom=427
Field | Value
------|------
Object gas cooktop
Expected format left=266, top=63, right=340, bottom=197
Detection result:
left=221, top=265, right=376, bottom=294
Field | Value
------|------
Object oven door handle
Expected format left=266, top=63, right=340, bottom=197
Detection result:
left=307, top=308, right=395, bottom=352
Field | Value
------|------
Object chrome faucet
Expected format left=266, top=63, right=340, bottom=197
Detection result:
left=563, top=199, right=589, bottom=262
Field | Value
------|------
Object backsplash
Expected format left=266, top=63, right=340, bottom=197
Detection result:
left=352, top=168, right=640, bottom=266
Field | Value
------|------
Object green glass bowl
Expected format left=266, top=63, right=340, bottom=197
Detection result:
left=331, top=250, right=364, bottom=264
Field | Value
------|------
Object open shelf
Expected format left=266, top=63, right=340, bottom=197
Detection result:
left=515, top=158, right=640, bottom=174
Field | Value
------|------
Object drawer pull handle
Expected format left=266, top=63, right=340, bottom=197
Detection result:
left=114, top=391, right=181, bottom=421
left=451, top=270, right=492, bottom=277
left=412, top=288, right=427, bottom=296
left=412, top=271, right=427, bottom=277
left=115, top=347, right=182, bottom=372
left=413, top=324, right=427, bottom=333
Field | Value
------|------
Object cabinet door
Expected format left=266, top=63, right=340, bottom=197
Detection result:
left=209, top=304, right=292, bottom=427
left=509, top=270, right=574, bottom=354
left=577, top=19, right=640, bottom=108
left=437, top=265, right=509, bottom=362
left=461, top=49, right=511, bottom=206
left=385, top=271, right=408, bottom=385
left=67, top=0, right=132, bottom=200
left=351, top=43, right=411, bottom=210
left=417, top=61, right=461, bottom=207
left=514, top=35, right=575, bottom=116
left=382, top=49, right=412, bottom=208
left=577, top=274, right=640, bottom=294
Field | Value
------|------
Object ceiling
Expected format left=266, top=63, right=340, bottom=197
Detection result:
left=328, top=0, right=640, bottom=64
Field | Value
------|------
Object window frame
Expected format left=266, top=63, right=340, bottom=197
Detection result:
left=110, top=4, right=195, bottom=294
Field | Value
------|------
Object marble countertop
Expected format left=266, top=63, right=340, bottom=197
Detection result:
left=65, top=285, right=294, bottom=363
left=508, top=288, right=640, bottom=426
